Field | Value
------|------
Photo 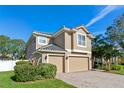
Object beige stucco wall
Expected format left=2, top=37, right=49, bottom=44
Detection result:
left=26, top=37, right=36, bottom=59
left=54, top=33, right=65, bottom=48
left=36, top=36, right=51, bottom=49
left=64, top=32, right=72, bottom=50
left=42, top=54, right=48, bottom=63
left=72, top=29, right=91, bottom=52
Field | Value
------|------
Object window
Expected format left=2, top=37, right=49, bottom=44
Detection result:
left=38, top=36, right=47, bottom=45
left=77, top=33, right=86, bottom=47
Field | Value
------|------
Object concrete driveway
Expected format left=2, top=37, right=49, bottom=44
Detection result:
left=56, top=71, right=124, bottom=88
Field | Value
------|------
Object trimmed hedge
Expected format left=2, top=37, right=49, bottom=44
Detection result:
left=14, top=64, right=37, bottom=82
left=16, top=61, right=31, bottom=65
left=14, top=63, right=57, bottom=82
left=39, top=63, right=57, bottom=79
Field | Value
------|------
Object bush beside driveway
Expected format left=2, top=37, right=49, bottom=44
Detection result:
left=0, top=71, right=75, bottom=88
left=0, top=61, right=76, bottom=88
left=57, top=71, right=124, bottom=88
left=95, top=64, right=124, bottom=75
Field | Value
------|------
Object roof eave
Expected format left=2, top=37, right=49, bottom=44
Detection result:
left=76, top=25, right=90, bottom=34
left=53, top=27, right=76, bottom=37
left=33, top=50, right=65, bottom=54
left=87, top=34, right=95, bottom=39
left=33, top=32, right=52, bottom=38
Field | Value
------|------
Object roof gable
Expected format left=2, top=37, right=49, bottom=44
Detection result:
left=75, top=25, right=90, bottom=34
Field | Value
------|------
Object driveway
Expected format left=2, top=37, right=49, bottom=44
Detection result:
left=56, top=71, right=124, bottom=88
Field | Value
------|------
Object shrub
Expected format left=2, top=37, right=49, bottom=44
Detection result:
left=116, top=65, right=123, bottom=71
left=111, top=65, right=123, bottom=71
left=14, top=63, right=57, bottom=82
left=14, top=64, right=37, bottom=82
left=16, top=60, right=31, bottom=65
left=102, top=65, right=108, bottom=71
left=111, top=65, right=116, bottom=70
left=94, top=63, right=102, bottom=69
left=39, top=63, right=57, bottom=79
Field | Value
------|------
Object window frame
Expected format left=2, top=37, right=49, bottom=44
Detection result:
left=37, top=36, right=47, bottom=45
left=77, top=33, right=87, bottom=47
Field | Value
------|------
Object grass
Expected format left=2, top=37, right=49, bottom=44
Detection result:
left=109, top=70, right=124, bottom=75
left=0, top=71, right=75, bottom=88
left=95, top=64, right=124, bottom=75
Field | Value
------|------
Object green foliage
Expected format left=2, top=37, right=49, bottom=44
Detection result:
left=111, top=65, right=123, bottom=71
left=16, top=61, right=31, bottom=65
left=102, top=65, right=108, bottom=71
left=95, top=63, right=109, bottom=71
left=94, top=63, right=102, bottom=69
left=92, top=34, right=105, bottom=59
left=0, top=35, right=10, bottom=58
left=93, top=13, right=124, bottom=69
left=14, top=64, right=37, bottom=82
left=38, top=63, right=57, bottom=79
left=14, top=63, right=57, bottom=82
left=9, top=39, right=26, bottom=60
left=106, top=13, right=124, bottom=50
left=0, top=35, right=26, bottom=60
left=0, top=71, right=75, bottom=88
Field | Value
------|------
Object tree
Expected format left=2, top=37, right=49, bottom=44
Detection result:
left=0, top=35, right=26, bottom=60
left=92, top=34, right=106, bottom=67
left=102, top=43, right=120, bottom=71
left=0, top=35, right=11, bottom=59
left=92, top=13, right=124, bottom=70
left=10, top=39, right=26, bottom=60
left=92, top=34, right=121, bottom=70
left=106, top=13, right=124, bottom=51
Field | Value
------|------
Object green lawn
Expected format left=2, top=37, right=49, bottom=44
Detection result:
left=109, top=70, right=124, bottom=75
left=0, top=71, right=75, bottom=88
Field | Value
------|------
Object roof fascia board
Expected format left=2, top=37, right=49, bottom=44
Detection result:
left=53, top=27, right=76, bottom=38
left=33, top=32, right=52, bottom=38
left=76, top=25, right=90, bottom=34
left=33, top=50, right=65, bottom=54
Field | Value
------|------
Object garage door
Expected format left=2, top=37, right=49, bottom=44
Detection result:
left=69, top=57, right=89, bottom=72
left=49, top=55, right=64, bottom=73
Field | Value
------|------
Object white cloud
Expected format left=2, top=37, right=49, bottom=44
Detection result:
left=86, top=5, right=118, bottom=27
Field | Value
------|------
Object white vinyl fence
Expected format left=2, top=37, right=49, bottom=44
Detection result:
left=0, top=60, right=17, bottom=72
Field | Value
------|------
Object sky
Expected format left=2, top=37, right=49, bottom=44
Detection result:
left=0, top=5, right=124, bottom=42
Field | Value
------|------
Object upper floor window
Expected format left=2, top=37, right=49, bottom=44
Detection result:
left=38, top=36, right=47, bottom=45
left=77, top=33, right=86, bottom=47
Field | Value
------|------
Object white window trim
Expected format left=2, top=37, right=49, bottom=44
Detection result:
left=37, top=36, right=47, bottom=45
left=77, top=33, right=87, bottom=48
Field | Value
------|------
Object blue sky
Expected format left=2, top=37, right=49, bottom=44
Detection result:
left=0, top=5, right=124, bottom=42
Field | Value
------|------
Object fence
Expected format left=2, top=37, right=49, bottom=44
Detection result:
left=0, top=60, right=17, bottom=72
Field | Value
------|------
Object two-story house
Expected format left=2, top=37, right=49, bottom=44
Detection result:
left=26, top=25, right=94, bottom=73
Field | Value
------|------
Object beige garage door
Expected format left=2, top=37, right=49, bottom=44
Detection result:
left=49, top=55, right=64, bottom=73
left=69, top=57, right=89, bottom=72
